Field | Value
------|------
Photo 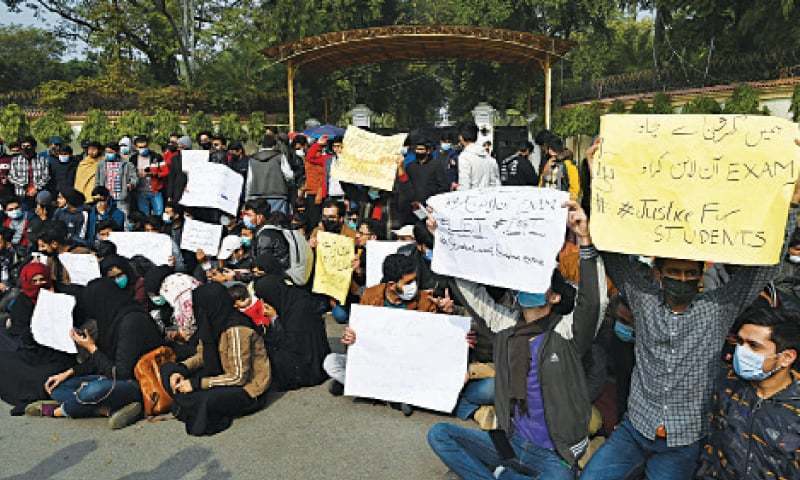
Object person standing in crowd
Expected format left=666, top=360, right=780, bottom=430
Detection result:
left=539, top=137, right=580, bottom=201
left=303, top=134, right=333, bottom=231
left=3, top=197, right=30, bottom=252
left=246, top=134, right=294, bottom=215
left=209, top=135, right=228, bottom=164
left=580, top=147, right=800, bottom=479
left=48, top=144, right=79, bottom=196
left=96, top=141, right=137, bottom=218
left=695, top=305, right=799, bottom=480
left=0, top=138, right=14, bottom=200
left=437, top=132, right=460, bottom=191
left=73, top=141, right=102, bottom=203
left=227, top=141, right=249, bottom=179
left=86, top=186, right=125, bottom=243
left=38, top=136, right=62, bottom=167
left=118, top=137, right=133, bottom=161
left=9, top=136, right=50, bottom=212
left=457, top=123, right=499, bottom=190
left=401, top=136, right=449, bottom=209
left=53, top=188, right=88, bottom=247
left=131, top=135, right=167, bottom=216
left=196, top=131, right=213, bottom=151
left=499, top=142, right=538, bottom=186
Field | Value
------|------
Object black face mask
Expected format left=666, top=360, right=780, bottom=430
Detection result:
left=322, top=219, right=342, bottom=233
left=415, top=152, right=428, bottom=162
left=200, top=142, right=211, bottom=150
left=167, top=144, right=178, bottom=152
left=23, top=146, right=35, bottom=158
left=662, top=277, right=700, bottom=306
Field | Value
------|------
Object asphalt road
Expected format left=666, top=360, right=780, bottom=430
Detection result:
left=0, top=319, right=467, bottom=480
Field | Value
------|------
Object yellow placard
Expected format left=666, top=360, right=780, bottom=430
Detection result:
left=312, top=231, right=355, bottom=304
left=330, top=126, right=407, bottom=191
left=590, top=114, right=799, bottom=265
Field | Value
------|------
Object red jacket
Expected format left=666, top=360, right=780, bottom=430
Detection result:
left=148, top=160, right=170, bottom=192
left=304, top=142, right=330, bottom=203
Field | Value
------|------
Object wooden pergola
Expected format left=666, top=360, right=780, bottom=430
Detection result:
left=263, top=25, right=575, bottom=131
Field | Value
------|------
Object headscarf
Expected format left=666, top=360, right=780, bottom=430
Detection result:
left=192, top=282, right=252, bottom=375
left=144, top=265, right=173, bottom=295
left=79, top=277, right=145, bottom=354
left=99, top=254, right=138, bottom=291
left=159, top=273, right=201, bottom=337
left=19, top=262, right=52, bottom=304
left=254, top=253, right=285, bottom=278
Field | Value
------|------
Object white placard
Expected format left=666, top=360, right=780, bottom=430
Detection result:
left=179, top=162, right=243, bottom=215
left=31, top=290, right=77, bottom=354
left=180, top=217, right=223, bottom=256
left=344, top=305, right=470, bottom=412
left=365, top=241, right=413, bottom=287
left=427, top=186, right=568, bottom=293
left=108, top=232, right=173, bottom=266
left=181, top=150, right=210, bottom=172
left=58, top=253, right=100, bottom=286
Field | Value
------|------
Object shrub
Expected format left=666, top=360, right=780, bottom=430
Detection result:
left=31, top=109, right=72, bottom=145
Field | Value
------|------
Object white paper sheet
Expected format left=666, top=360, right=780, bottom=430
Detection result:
left=427, top=186, right=569, bottom=293
left=58, top=253, right=101, bottom=286
left=365, top=240, right=413, bottom=287
left=179, top=162, right=243, bottom=215
left=181, top=150, right=210, bottom=172
left=180, top=217, right=224, bottom=256
left=108, top=232, right=173, bottom=265
left=344, top=305, right=470, bottom=412
left=31, top=290, right=77, bottom=354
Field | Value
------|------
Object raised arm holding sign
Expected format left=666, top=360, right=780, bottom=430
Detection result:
left=330, top=126, right=407, bottom=191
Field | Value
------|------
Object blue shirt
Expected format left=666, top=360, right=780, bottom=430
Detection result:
left=512, top=334, right=555, bottom=450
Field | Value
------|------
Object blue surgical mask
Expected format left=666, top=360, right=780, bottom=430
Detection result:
left=162, top=212, right=172, bottom=224
left=241, top=237, right=252, bottom=248
left=441, top=143, right=451, bottom=151
left=58, top=155, right=70, bottom=163
left=105, top=152, right=117, bottom=161
left=243, top=216, right=256, bottom=229
left=346, top=220, right=358, bottom=230
left=614, top=321, right=635, bottom=343
left=150, top=295, right=166, bottom=306
left=733, top=344, right=781, bottom=381
left=114, top=274, right=129, bottom=289
left=139, top=147, right=150, bottom=157
left=423, top=249, right=433, bottom=262
left=367, top=189, right=380, bottom=200
left=516, top=291, right=547, bottom=308
left=6, top=209, right=22, bottom=220
left=120, top=146, right=130, bottom=155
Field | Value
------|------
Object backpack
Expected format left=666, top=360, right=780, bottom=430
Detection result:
left=262, top=225, right=313, bottom=286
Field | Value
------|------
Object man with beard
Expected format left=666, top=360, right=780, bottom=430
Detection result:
left=9, top=136, right=50, bottom=213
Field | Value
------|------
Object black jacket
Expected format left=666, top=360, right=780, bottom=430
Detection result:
left=404, top=156, right=449, bottom=204
left=499, top=154, right=538, bottom=186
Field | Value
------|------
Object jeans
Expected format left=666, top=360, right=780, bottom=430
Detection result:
left=51, top=375, right=142, bottom=418
left=454, top=378, right=495, bottom=420
left=428, top=423, right=574, bottom=480
left=137, top=191, right=164, bottom=216
left=580, top=417, right=701, bottom=480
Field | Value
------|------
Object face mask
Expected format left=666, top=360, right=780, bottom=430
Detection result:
left=789, top=255, right=800, bottom=264
left=614, top=321, right=635, bottom=343
left=516, top=291, right=547, bottom=308
left=120, top=146, right=130, bottom=155
left=441, top=143, right=451, bottom=151
left=105, top=152, right=118, bottom=161
left=295, top=149, right=305, bottom=158
left=150, top=295, right=166, bottom=306
left=243, top=216, right=257, bottom=229
left=661, top=277, right=700, bottom=306
left=115, top=274, right=129, bottom=289
left=6, top=209, right=22, bottom=220
left=367, top=189, right=380, bottom=200
left=58, top=155, right=70, bottom=163
left=241, top=237, right=252, bottom=248
left=346, top=220, right=358, bottom=230
left=322, top=219, right=342, bottom=234
left=733, top=344, right=781, bottom=381
left=401, top=147, right=408, bottom=155
left=423, top=249, right=433, bottom=262
left=200, top=142, right=211, bottom=150
left=162, top=212, right=172, bottom=224
left=139, top=147, right=150, bottom=157
left=415, top=152, right=428, bottom=162
left=398, top=281, right=418, bottom=301
left=23, top=146, right=35, bottom=157
left=220, top=215, right=232, bottom=226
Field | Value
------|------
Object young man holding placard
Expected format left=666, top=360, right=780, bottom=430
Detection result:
left=580, top=139, right=800, bottom=480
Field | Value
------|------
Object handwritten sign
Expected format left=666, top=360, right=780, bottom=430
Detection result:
left=591, top=114, right=800, bottom=264
left=108, top=232, right=173, bottom=265
left=180, top=218, right=223, bottom=256
left=428, top=187, right=569, bottom=293
left=312, top=232, right=354, bottom=303
left=31, top=290, right=77, bottom=354
left=181, top=150, right=210, bottom=172
left=58, top=253, right=100, bottom=286
left=179, top=161, right=243, bottom=215
left=366, top=240, right=413, bottom=287
left=344, top=305, right=471, bottom=412
left=330, top=126, right=407, bottom=191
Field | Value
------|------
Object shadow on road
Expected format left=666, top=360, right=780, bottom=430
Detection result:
left=1, top=439, right=97, bottom=480
left=116, top=446, right=231, bottom=480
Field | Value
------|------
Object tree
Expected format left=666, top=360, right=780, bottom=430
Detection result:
left=651, top=92, right=673, bottom=114
left=216, top=113, right=244, bottom=143
left=149, top=108, right=183, bottom=147
left=0, top=26, right=66, bottom=94
left=723, top=84, right=761, bottom=114
left=77, top=109, right=114, bottom=144
left=681, top=95, right=722, bottom=114
left=790, top=84, right=800, bottom=122
left=607, top=100, right=627, bottom=114
left=186, top=111, right=213, bottom=141
left=0, top=104, right=30, bottom=143
left=247, top=111, right=266, bottom=144
left=31, top=109, right=73, bottom=145
left=630, top=99, right=651, bottom=113
left=115, top=110, right=150, bottom=139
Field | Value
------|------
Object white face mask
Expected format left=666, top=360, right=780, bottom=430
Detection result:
left=398, top=281, right=418, bottom=301
left=789, top=255, right=800, bottom=264
left=295, top=149, right=305, bottom=158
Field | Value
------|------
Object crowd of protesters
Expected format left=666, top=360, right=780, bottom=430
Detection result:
left=0, top=123, right=797, bottom=480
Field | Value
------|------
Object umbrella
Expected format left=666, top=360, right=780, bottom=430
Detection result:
left=303, top=124, right=346, bottom=139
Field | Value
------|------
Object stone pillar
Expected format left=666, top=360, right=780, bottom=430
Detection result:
left=472, top=102, right=495, bottom=151
left=350, top=104, right=372, bottom=128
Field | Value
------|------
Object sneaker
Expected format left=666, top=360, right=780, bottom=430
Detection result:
left=328, top=380, right=344, bottom=397
left=24, top=400, right=60, bottom=417
left=400, top=403, right=414, bottom=417
left=108, top=402, right=142, bottom=430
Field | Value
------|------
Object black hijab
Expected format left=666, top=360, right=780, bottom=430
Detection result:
left=79, top=277, right=145, bottom=354
left=191, top=282, right=252, bottom=376
left=254, top=275, right=325, bottom=332
left=99, top=254, right=139, bottom=295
